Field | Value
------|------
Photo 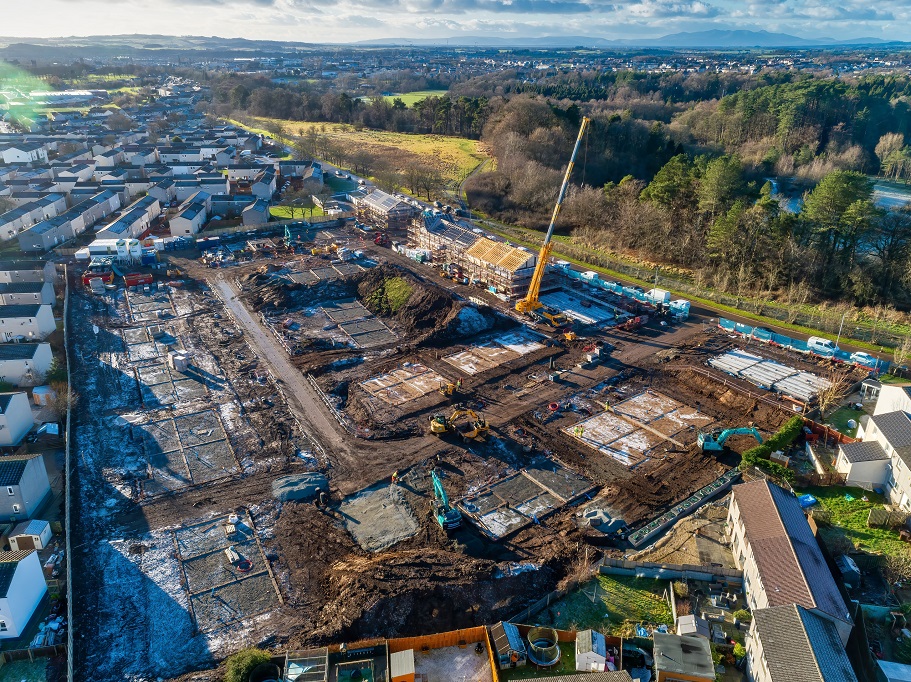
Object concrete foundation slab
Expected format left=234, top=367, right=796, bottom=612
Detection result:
left=495, top=329, right=545, bottom=355
left=614, top=390, right=681, bottom=423
left=360, top=363, right=447, bottom=406
left=340, top=484, right=418, bottom=552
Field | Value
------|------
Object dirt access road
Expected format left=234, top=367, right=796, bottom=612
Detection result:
left=212, top=275, right=436, bottom=495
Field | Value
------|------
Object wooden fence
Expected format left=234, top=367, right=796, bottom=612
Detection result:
left=387, top=626, right=489, bottom=654
left=2, top=644, right=66, bottom=663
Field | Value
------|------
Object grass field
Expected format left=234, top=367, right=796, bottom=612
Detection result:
left=233, top=116, right=488, bottom=187
left=382, top=89, right=449, bottom=107
left=270, top=205, right=324, bottom=219
left=800, top=485, right=906, bottom=556
left=534, top=574, right=673, bottom=635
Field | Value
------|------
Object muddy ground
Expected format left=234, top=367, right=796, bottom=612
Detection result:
left=71, top=226, right=860, bottom=682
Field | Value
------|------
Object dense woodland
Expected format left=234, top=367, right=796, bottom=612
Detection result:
left=21, top=61, right=911, bottom=310
left=202, top=69, right=911, bottom=308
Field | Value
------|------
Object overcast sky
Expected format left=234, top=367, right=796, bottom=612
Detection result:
left=2, top=0, right=909, bottom=42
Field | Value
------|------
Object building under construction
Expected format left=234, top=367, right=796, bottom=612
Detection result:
left=408, top=212, right=537, bottom=298
left=355, top=190, right=415, bottom=231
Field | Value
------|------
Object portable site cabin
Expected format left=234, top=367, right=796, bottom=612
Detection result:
left=9, top=519, right=51, bottom=551
left=576, top=629, right=607, bottom=672
left=390, top=648, right=415, bottom=682
left=490, top=620, right=527, bottom=669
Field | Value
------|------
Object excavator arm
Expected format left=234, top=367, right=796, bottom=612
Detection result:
left=516, top=116, right=590, bottom=317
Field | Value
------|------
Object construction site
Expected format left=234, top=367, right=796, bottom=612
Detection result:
left=68, top=118, right=873, bottom=682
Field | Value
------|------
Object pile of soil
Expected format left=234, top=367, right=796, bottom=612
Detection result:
left=243, top=263, right=505, bottom=345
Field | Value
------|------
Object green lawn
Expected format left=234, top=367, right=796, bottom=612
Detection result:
left=499, top=642, right=577, bottom=680
left=881, top=375, right=911, bottom=385
left=533, top=574, right=673, bottom=635
left=799, top=485, right=906, bottom=555
left=826, top=405, right=862, bottom=438
left=270, top=205, right=324, bottom=219
left=382, top=89, right=449, bottom=107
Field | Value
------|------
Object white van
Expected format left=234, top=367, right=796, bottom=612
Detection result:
left=807, top=336, right=838, bottom=354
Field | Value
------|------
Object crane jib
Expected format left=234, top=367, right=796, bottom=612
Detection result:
left=516, top=116, right=590, bottom=315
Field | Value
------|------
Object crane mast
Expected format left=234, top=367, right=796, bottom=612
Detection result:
left=515, top=116, right=590, bottom=316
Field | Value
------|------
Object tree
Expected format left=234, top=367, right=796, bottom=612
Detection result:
left=0, top=196, right=13, bottom=215
left=105, top=112, right=134, bottom=131
left=697, top=155, right=743, bottom=217
left=816, top=368, right=853, bottom=416
left=640, top=154, right=694, bottom=208
left=224, top=648, right=271, bottom=682
left=801, top=170, right=877, bottom=280
left=876, top=133, right=905, bottom=172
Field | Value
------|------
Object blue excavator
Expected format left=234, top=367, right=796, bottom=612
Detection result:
left=698, top=426, right=763, bottom=452
left=431, top=469, right=462, bottom=531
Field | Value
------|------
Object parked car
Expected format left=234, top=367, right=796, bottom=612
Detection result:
left=808, top=336, right=838, bottom=354
left=850, top=351, right=877, bottom=366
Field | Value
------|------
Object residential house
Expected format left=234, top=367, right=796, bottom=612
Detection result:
left=0, top=304, right=56, bottom=341
left=242, top=198, right=270, bottom=226
left=169, top=202, right=207, bottom=236
left=93, top=147, right=124, bottom=167
left=0, top=260, right=57, bottom=285
left=0, top=453, right=50, bottom=520
left=0, top=280, right=55, bottom=306
left=8, top=519, right=51, bottom=551
left=0, top=143, right=48, bottom=164
left=17, top=190, right=121, bottom=252
left=148, top=178, right=177, bottom=205
left=874, top=384, right=911, bottom=416
left=747, top=604, right=857, bottom=682
left=95, top=195, right=160, bottom=240
left=0, top=550, right=47, bottom=638
left=0, top=194, right=66, bottom=241
left=728, top=479, right=853, bottom=644
left=0, top=343, right=53, bottom=386
left=0, top=392, right=34, bottom=446
left=251, top=169, right=277, bottom=200
left=652, top=633, right=715, bottom=682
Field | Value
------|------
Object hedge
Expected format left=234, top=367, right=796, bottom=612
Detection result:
left=739, top=415, right=804, bottom=483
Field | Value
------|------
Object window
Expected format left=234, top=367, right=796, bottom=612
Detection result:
left=6, top=487, right=11, bottom=496
left=0, top=621, right=7, bottom=632
left=12, top=504, right=20, bottom=514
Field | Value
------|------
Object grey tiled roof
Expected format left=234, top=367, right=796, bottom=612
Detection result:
left=839, top=441, right=889, bottom=463
left=752, top=605, right=857, bottom=682
left=0, top=343, right=42, bottom=360
left=870, top=411, right=911, bottom=449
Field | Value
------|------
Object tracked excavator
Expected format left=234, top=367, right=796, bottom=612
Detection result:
left=698, top=426, right=763, bottom=452
left=429, top=407, right=489, bottom=441
left=431, top=468, right=462, bottom=530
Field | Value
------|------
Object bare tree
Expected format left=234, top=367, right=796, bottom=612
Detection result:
left=882, top=550, right=911, bottom=587
left=817, top=368, right=854, bottom=416
left=895, top=335, right=911, bottom=368
left=48, top=381, right=79, bottom=422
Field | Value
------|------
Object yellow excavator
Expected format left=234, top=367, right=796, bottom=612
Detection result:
left=429, top=407, right=489, bottom=441
left=515, top=116, right=590, bottom=329
left=311, top=243, right=338, bottom=256
left=438, top=378, right=465, bottom=398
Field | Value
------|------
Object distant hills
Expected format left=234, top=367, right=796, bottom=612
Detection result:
left=0, top=30, right=901, bottom=59
left=354, top=30, right=897, bottom=49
